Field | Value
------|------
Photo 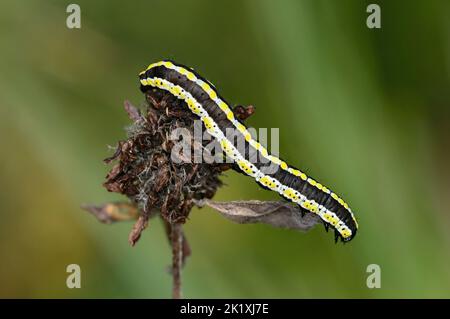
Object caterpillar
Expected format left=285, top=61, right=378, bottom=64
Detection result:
left=139, top=60, right=358, bottom=242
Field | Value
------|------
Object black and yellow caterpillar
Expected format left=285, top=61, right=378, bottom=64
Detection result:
left=139, top=60, right=358, bottom=242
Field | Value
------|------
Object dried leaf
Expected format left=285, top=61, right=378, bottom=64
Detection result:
left=194, top=199, right=321, bottom=231
left=124, top=100, right=142, bottom=122
left=233, top=104, right=256, bottom=121
left=81, top=202, right=139, bottom=224
left=128, top=215, right=149, bottom=246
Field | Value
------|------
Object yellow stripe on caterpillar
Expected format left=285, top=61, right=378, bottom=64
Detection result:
left=139, top=62, right=358, bottom=241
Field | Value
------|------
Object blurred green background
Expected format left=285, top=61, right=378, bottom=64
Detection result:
left=1, top=0, right=449, bottom=298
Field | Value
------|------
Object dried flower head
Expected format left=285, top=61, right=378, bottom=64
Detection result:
left=83, top=88, right=319, bottom=298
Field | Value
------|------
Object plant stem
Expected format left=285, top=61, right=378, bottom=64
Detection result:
left=171, top=223, right=183, bottom=299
